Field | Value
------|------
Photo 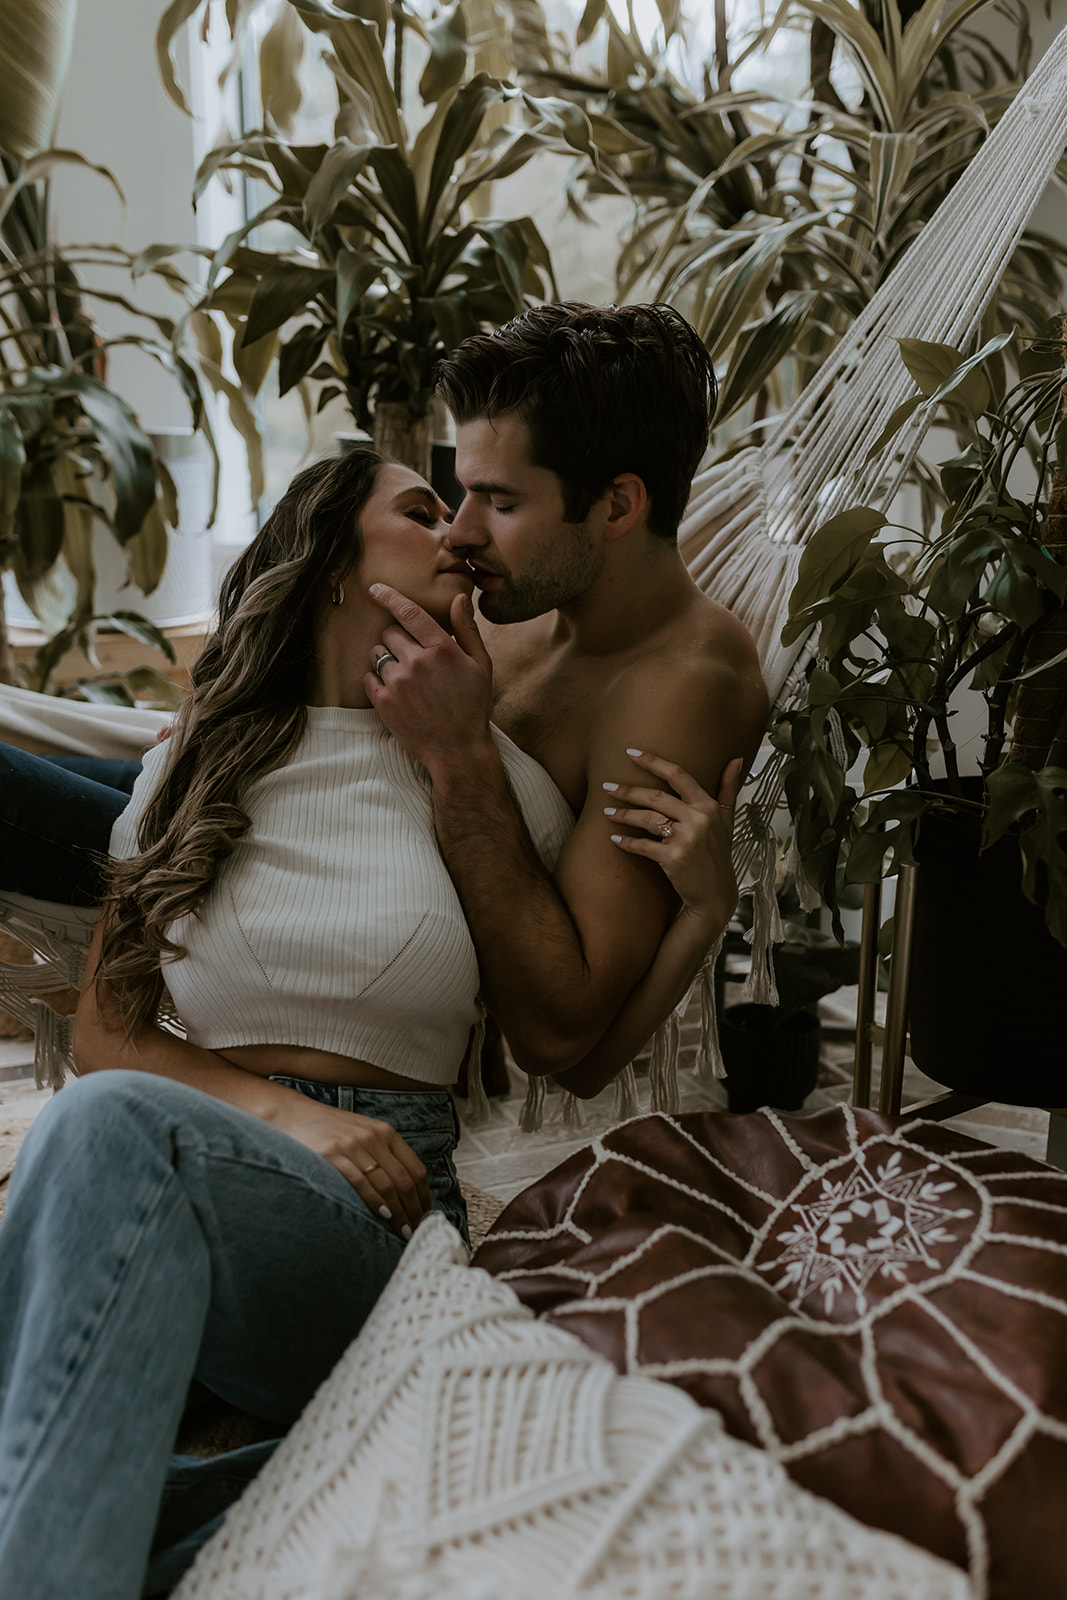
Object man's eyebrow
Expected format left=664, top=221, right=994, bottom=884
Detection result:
left=463, top=479, right=522, bottom=497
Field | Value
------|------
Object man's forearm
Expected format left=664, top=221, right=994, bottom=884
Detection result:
left=430, top=743, right=615, bottom=1074
left=553, top=904, right=719, bottom=1099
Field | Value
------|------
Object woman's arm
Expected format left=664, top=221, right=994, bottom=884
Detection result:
left=551, top=752, right=741, bottom=1100
left=74, top=919, right=430, bottom=1235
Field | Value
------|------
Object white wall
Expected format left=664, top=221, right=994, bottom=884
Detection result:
left=52, top=0, right=200, bottom=429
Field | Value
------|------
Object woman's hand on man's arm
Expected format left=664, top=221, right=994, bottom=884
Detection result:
left=73, top=919, right=430, bottom=1237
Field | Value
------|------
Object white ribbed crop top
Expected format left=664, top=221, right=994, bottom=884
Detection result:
left=109, top=707, right=575, bottom=1084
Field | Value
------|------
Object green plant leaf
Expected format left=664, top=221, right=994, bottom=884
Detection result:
left=0, top=0, right=77, bottom=156
left=259, top=3, right=305, bottom=134
left=125, top=498, right=169, bottom=595
left=983, top=763, right=1067, bottom=947
left=923, top=330, right=1016, bottom=414
left=324, top=14, right=405, bottom=151
left=983, top=553, right=1048, bottom=632
left=121, top=664, right=183, bottom=709
left=786, top=507, right=887, bottom=622
left=897, top=337, right=969, bottom=397
left=418, top=73, right=500, bottom=225
left=66, top=376, right=157, bottom=543
left=302, top=139, right=376, bottom=239
left=155, top=0, right=205, bottom=116
left=12, top=454, right=64, bottom=588
left=716, top=293, right=821, bottom=424
left=863, top=740, right=914, bottom=795
left=0, top=148, right=125, bottom=234
left=243, top=265, right=334, bottom=345
left=231, top=328, right=279, bottom=398
left=278, top=324, right=327, bottom=396
left=77, top=679, right=135, bottom=707
left=104, top=610, right=178, bottom=663
left=419, top=4, right=467, bottom=104
left=0, top=411, right=26, bottom=547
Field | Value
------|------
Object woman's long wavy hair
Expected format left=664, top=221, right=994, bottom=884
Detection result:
left=99, top=443, right=386, bottom=1031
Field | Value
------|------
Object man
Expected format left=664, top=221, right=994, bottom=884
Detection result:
left=365, top=302, right=767, bottom=1096
left=0, top=302, right=766, bottom=1091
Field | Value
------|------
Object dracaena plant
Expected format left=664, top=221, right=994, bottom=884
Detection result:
left=0, top=0, right=232, bottom=702
left=153, top=0, right=621, bottom=476
left=774, top=320, right=1067, bottom=947
left=536, top=0, right=1067, bottom=435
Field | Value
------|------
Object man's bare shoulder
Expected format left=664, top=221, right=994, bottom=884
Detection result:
left=599, top=594, right=767, bottom=770
left=641, top=593, right=766, bottom=707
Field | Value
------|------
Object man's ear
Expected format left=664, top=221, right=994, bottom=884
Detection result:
left=601, top=473, right=647, bottom=542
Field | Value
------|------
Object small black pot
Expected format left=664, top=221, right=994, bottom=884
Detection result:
left=719, top=1003, right=821, bottom=1113
left=909, top=794, right=1067, bottom=1103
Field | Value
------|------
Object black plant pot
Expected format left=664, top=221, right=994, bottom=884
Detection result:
left=908, top=797, right=1067, bottom=1104
left=719, top=1003, right=821, bottom=1113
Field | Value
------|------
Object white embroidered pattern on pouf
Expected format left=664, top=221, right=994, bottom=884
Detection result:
left=758, top=1150, right=976, bottom=1314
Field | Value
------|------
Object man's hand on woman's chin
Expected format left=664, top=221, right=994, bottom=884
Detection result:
left=364, top=585, right=496, bottom=776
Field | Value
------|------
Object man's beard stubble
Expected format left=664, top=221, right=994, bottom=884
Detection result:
left=474, top=522, right=605, bottom=624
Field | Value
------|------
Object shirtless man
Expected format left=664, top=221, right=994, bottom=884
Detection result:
left=365, top=302, right=767, bottom=1096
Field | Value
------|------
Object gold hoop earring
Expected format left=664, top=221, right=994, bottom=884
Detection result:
left=330, top=580, right=344, bottom=606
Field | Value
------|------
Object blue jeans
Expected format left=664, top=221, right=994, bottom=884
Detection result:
left=0, top=1069, right=466, bottom=1599
left=0, top=744, right=141, bottom=904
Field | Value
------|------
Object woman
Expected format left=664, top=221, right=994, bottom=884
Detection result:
left=0, top=446, right=739, bottom=1600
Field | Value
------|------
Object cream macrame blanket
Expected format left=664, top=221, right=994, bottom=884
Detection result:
left=171, top=1212, right=969, bottom=1600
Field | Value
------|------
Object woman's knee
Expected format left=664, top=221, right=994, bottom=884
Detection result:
left=18, top=1071, right=186, bottom=1169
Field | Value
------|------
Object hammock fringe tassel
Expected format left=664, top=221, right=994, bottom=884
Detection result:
left=462, top=1009, right=491, bottom=1127
left=649, top=1009, right=681, bottom=1114
left=518, top=1072, right=545, bottom=1133
left=694, top=936, right=727, bottom=1082
left=740, top=804, right=783, bottom=1008
left=612, top=1060, right=639, bottom=1122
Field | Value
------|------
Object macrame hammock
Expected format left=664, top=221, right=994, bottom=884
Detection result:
left=3, top=22, right=1067, bottom=1118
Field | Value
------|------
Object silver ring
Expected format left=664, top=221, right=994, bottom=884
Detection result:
left=657, top=819, right=673, bottom=841
left=373, top=650, right=398, bottom=681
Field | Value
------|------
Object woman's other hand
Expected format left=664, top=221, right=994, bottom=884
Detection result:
left=271, top=1096, right=431, bottom=1240
left=602, top=750, right=743, bottom=938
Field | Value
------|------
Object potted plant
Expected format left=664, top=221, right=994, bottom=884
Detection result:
left=531, top=0, right=1066, bottom=435
left=153, top=0, right=622, bottom=475
left=776, top=319, right=1067, bottom=1103
left=719, top=883, right=862, bottom=1112
left=0, top=0, right=248, bottom=702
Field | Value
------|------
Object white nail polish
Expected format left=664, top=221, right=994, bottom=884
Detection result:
left=626, top=747, right=642, bottom=758
left=401, top=1224, right=413, bottom=1242
left=610, top=834, right=622, bottom=844
left=602, top=781, right=619, bottom=792
left=378, top=1205, right=392, bottom=1221
left=603, top=806, right=616, bottom=816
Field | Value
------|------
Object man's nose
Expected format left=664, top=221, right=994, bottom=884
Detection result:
left=443, top=495, right=486, bottom=550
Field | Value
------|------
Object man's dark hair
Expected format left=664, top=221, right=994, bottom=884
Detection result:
left=435, top=302, right=717, bottom=539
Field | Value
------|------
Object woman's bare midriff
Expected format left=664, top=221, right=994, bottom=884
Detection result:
left=218, top=1042, right=452, bottom=1093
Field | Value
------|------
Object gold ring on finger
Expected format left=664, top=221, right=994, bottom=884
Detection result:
left=657, top=819, right=674, bottom=840
left=361, top=1160, right=380, bottom=1175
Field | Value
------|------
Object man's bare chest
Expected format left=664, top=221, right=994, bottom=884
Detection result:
left=490, top=652, right=597, bottom=812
